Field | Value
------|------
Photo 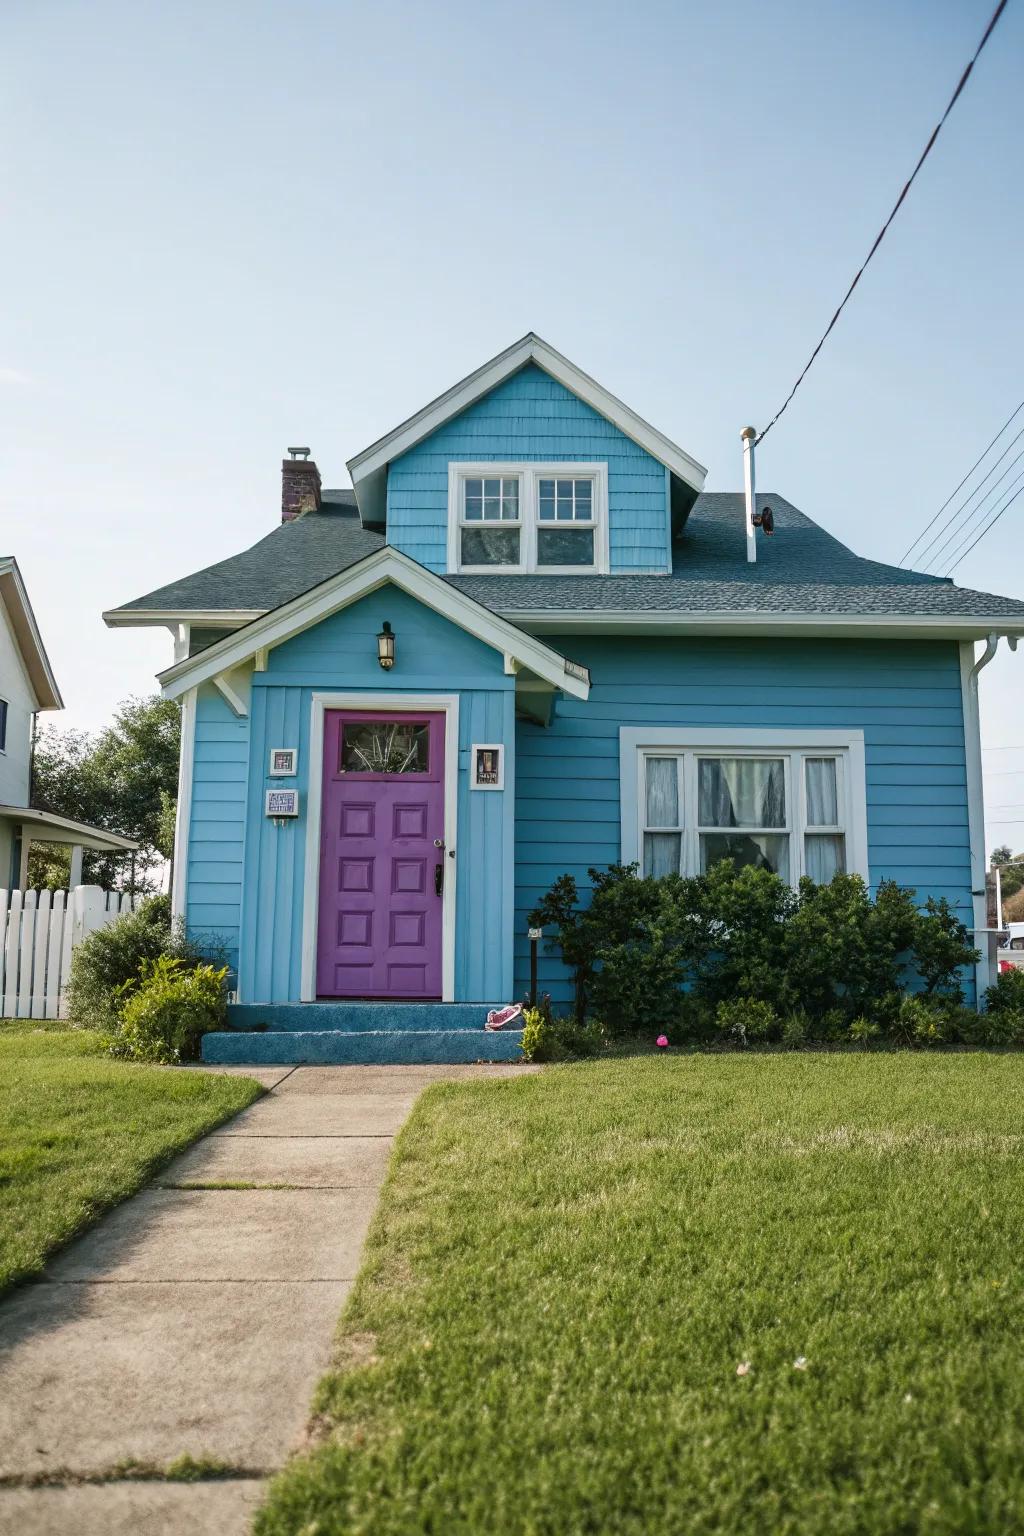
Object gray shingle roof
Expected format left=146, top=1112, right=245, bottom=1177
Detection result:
left=109, top=489, right=1024, bottom=623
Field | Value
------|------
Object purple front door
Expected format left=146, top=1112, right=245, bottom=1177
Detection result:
left=316, top=710, right=445, bottom=999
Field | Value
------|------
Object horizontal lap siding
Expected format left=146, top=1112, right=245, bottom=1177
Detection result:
left=386, top=364, right=669, bottom=574
left=187, top=684, right=249, bottom=976
left=514, top=637, right=972, bottom=1008
left=236, top=586, right=515, bottom=1004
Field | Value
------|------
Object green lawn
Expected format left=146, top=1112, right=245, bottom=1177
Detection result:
left=259, top=1054, right=1024, bottom=1536
left=0, top=1025, right=262, bottom=1291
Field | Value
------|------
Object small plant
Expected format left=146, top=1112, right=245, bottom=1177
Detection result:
left=65, top=896, right=203, bottom=1030
left=849, top=1016, right=880, bottom=1047
left=912, top=897, right=980, bottom=1002
left=108, top=956, right=228, bottom=1064
left=890, top=994, right=948, bottom=1048
left=715, top=997, right=779, bottom=1048
left=985, top=967, right=1024, bottom=1016
left=519, top=997, right=604, bottom=1063
left=780, top=1010, right=809, bottom=1048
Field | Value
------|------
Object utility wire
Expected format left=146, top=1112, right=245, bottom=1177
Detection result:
left=910, top=420, right=1024, bottom=569
left=946, top=480, right=1024, bottom=572
left=900, top=398, right=1024, bottom=564
left=756, top=0, right=1010, bottom=446
left=924, top=456, right=1024, bottom=571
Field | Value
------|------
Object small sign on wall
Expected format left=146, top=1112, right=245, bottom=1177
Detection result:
left=472, top=743, right=504, bottom=790
left=269, top=747, right=298, bottom=776
left=266, top=788, right=299, bottom=818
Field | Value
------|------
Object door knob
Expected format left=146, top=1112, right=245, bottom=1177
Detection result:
left=433, top=838, right=445, bottom=850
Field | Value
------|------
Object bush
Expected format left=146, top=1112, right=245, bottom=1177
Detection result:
left=65, top=896, right=201, bottom=1030
left=849, top=1016, right=880, bottom=1047
left=715, top=997, right=779, bottom=1047
left=519, top=1005, right=605, bottom=1063
left=108, top=956, right=228, bottom=1064
left=985, top=966, right=1024, bottom=1016
left=913, top=897, right=980, bottom=1001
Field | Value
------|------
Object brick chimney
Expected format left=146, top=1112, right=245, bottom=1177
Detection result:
left=282, top=447, right=321, bottom=522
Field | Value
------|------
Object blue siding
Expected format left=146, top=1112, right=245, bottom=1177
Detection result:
left=386, top=363, right=669, bottom=574
left=186, top=683, right=249, bottom=977
left=514, top=637, right=973, bottom=1008
left=235, top=585, right=515, bottom=1005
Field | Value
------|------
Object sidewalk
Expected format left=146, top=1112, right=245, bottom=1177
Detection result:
left=0, top=1062, right=529, bottom=1535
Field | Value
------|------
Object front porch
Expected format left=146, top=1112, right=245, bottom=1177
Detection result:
left=202, top=999, right=524, bottom=1064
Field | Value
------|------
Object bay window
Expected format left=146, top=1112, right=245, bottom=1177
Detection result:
left=448, top=462, right=608, bottom=574
left=622, top=729, right=867, bottom=887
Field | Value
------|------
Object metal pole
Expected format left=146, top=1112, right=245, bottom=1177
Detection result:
left=741, top=427, right=758, bottom=564
left=528, top=926, right=541, bottom=1007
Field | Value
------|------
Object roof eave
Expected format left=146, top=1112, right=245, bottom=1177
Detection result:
left=0, top=560, right=63, bottom=711
left=345, top=333, right=708, bottom=526
left=506, top=609, right=1024, bottom=640
left=103, top=607, right=265, bottom=629
left=0, top=804, right=139, bottom=850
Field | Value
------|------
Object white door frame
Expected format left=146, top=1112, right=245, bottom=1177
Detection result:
left=300, top=693, right=460, bottom=1003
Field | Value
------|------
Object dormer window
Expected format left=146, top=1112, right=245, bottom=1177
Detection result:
left=448, top=462, right=609, bottom=574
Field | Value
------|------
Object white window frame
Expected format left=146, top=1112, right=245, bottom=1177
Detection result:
left=447, top=462, right=610, bottom=575
left=619, top=727, right=868, bottom=886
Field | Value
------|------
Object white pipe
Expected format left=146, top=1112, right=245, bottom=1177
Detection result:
left=963, top=632, right=1001, bottom=1003
left=741, top=427, right=757, bottom=564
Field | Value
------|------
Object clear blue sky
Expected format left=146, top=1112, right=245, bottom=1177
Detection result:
left=3, top=0, right=1023, bottom=850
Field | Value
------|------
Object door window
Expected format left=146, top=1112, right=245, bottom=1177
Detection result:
left=340, top=720, right=430, bottom=774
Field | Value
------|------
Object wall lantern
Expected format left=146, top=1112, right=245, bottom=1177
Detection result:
left=377, top=621, right=396, bottom=671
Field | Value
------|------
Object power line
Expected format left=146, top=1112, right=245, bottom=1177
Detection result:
left=900, top=398, right=1024, bottom=564
left=983, top=744, right=1024, bottom=751
left=911, top=422, right=1024, bottom=569
left=945, top=480, right=1024, bottom=572
left=928, top=461, right=1024, bottom=571
left=756, top=0, right=1011, bottom=446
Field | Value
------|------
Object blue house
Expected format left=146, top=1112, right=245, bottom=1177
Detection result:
left=106, top=335, right=1024, bottom=1062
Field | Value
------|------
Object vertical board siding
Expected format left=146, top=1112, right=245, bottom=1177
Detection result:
left=514, top=637, right=974, bottom=1007
left=386, top=364, right=669, bottom=574
left=187, top=683, right=249, bottom=977
left=235, top=586, right=515, bottom=1004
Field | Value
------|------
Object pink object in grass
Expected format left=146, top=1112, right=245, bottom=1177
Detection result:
left=656, top=1035, right=669, bottom=1049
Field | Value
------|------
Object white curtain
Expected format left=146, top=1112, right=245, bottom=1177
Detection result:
left=805, top=834, right=845, bottom=883
left=645, top=758, right=679, bottom=828
left=644, top=832, right=681, bottom=878
left=805, top=758, right=838, bottom=826
left=698, top=758, right=785, bottom=828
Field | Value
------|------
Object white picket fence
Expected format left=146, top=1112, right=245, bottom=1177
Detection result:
left=0, top=886, right=141, bottom=1020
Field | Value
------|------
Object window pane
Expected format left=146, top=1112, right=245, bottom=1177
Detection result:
left=538, top=492, right=556, bottom=521
left=341, top=721, right=429, bottom=774
left=644, top=832, right=681, bottom=878
left=464, top=477, right=483, bottom=499
left=805, top=758, right=839, bottom=826
left=700, top=832, right=790, bottom=881
left=645, top=757, right=679, bottom=828
left=501, top=480, right=519, bottom=517
left=464, top=495, right=483, bottom=521
left=698, top=758, right=786, bottom=828
left=461, top=527, right=520, bottom=566
left=537, top=527, right=594, bottom=566
left=483, top=478, right=500, bottom=497
left=483, top=495, right=500, bottom=519
left=805, top=834, right=846, bottom=883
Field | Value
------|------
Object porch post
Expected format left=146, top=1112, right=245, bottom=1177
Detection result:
left=68, top=844, right=84, bottom=889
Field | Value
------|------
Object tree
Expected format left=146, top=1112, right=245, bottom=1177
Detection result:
left=991, top=845, right=1013, bottom=868
left=29, top=695, right=180, bottom=893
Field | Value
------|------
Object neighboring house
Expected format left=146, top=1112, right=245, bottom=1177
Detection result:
left=0, top=557, right=137, bottom=888
left=105, top=335, right=1024, bottom=1061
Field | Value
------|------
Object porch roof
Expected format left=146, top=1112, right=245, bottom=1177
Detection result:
left=0, top=805, right=139, bottom=851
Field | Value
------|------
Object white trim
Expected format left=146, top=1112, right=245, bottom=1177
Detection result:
left=300, top=693, right=460, bottom=1004
left=212, top=671, right=249, bottom=718
left=471, top=743, right=505, bottom=790
left=346, top=333, right=707, bottom=526
left=158, top=546, right=590, bottom=702
left=173, top=623, right=190, bottom=663
left=0, top=558, right=63, bottom=710
left=171, top=687, right=197, bottom=920
left=447, top=462, right=610, bottom=575
left=517, top=610, right=1024, bottom=640
left=102, top=607, right=263, bottom=629
left=960, top=640, right=994, bottom=1000
left=619, top=727, right=869, bottom=885
left=269, top=747, right=299, bottom=776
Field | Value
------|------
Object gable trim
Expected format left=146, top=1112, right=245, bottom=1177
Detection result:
left=0, top=559, right=63, bottom=711
left=346, top=334, right=707, bottom=526
left=157, top=547, right=591, bottom=701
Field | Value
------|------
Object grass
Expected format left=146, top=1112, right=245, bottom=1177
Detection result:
left=0, top=1024, right=263, bottom=1291
left=258, top=1053, right=1024, bottom=1536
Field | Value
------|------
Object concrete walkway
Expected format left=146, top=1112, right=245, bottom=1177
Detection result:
left=0, top=1062, right=528, bottom=1535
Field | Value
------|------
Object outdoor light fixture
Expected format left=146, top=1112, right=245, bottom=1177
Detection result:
left=377, top=621, right=395, bottom=670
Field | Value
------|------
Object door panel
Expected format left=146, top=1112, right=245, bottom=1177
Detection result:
left=316, top=710, right=445, bottom=999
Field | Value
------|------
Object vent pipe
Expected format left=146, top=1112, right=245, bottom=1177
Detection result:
left=741, top=427, right=757, bottom=564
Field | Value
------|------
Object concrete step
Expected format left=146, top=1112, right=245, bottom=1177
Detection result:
left=225, top=1002, right=507, bottom=1034
left=202, top=1029, right=525, bottom=1066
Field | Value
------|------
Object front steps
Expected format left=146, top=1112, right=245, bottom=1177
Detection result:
left=201, top=1000, right=525, bottom=1065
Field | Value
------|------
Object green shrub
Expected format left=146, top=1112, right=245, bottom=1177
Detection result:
left=715, top=997, right=779, bottom=1047
left=912, top=897, right=980, bottom=1001
left=519, top=1006, right=604, bottom=1063
left=985, top=967, right=1024, bottom=1016
left=962, top=1009, right=1024, bottom=1047
left=108, top=956, right=228, bottom=1064
left=65, top=896, right=202, bottom=1030
left=889, top=994, right=949, bottom=1048
left=781, top=1011, right=809, bottom=1048
left=848, top=1016, right=880, bottom=1047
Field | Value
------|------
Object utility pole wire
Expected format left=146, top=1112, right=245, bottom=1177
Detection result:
left=756, top=0, right=1010, bottom=446
left=921, top=446, right=1024, bottom=570
left=946, top=481, right=1024, bottom=573
left=901, top=402, right=1024, bottom=566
